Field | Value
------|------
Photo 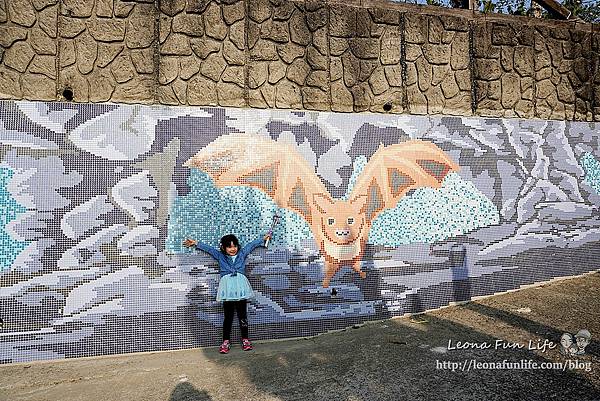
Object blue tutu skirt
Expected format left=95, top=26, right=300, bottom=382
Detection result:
left=216, top=273, right=254, bottom=302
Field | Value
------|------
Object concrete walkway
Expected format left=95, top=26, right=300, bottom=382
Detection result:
left=1, top=273, right=599, bottom=401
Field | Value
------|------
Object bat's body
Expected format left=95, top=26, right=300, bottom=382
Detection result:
left=324, top=240, right=362, bottom=261
left=322, top=241, right=366, bottom=288
left=185, top=134, right=459, bottom=288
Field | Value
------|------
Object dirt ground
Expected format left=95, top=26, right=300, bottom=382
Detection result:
left=1, top=272, right=599, bottom=401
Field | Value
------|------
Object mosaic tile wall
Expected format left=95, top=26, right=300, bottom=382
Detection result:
left=1, top=100, right=599, bottom=364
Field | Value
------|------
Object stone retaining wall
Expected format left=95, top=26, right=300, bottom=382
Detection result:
left=0, top=0, right=598, bottom=120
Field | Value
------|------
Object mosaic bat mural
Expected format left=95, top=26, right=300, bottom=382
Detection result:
left=1, top=100, right=599, bottom=364
left=185, top=135, right=459, bottom=287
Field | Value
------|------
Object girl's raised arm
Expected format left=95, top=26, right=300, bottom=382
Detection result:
left=183, top=238, right=221, bottom=260
left=239, top=235, right=268, bottom=258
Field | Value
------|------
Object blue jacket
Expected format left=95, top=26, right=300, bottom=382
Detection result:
left=195, top=237, right=264, bottom=277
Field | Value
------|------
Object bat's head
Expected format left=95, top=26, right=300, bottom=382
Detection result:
left=312, top=194, right=368, bottom=245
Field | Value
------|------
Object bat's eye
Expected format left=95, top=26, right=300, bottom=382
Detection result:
left=347, top=217, right=354, bottom=225
left=327, top=218, right=335, bottom=226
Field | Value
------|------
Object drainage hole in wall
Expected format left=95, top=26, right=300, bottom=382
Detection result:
left=383, top=102, right=392, bottom=112
left=62, top=88, right=74, bottom=101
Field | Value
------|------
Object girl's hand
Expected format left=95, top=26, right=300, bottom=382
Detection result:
left=263, top=233, right=271, bottom=242
left=183, top=238, right=197, bottom=248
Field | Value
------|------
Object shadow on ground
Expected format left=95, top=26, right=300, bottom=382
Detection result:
left=197, top=316, right=598, bottom=401
left=170, top=382, right=212, bottom=401
left=192, top=274, right=600, bottom=401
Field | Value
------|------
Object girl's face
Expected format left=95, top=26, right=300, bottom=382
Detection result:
left=225, top=242, right=239, bottom=256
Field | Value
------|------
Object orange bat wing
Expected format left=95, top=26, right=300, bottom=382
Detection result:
left=184, top=133, right=330, bottom=224
left=348, top=139, right=460, bottom=222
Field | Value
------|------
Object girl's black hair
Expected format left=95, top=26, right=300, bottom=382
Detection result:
left=220, top=234, right=240, bottom=254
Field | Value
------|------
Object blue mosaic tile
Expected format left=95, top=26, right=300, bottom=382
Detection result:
left=0, top=168, right=29, bottom=271
left=581, top=153, right=600, bottom=195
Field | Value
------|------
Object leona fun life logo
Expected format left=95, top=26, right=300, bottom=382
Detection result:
left=560, top=329, right=591, bottom=356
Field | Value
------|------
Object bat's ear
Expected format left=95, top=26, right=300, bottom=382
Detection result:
left=349, top=194, right=368, bottom=213
left=313, top=193, right=334, bottom=214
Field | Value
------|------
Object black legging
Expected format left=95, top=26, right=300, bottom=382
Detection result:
left=222, top=300, right=248, bottom=341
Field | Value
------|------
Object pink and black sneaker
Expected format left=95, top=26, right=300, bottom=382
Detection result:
left=219, top=340, right=231, bottom=354
left=241, top=338, right=253, bottom=351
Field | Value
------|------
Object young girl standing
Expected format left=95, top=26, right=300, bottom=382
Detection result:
left=183, top=233, right=270, bottom=354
